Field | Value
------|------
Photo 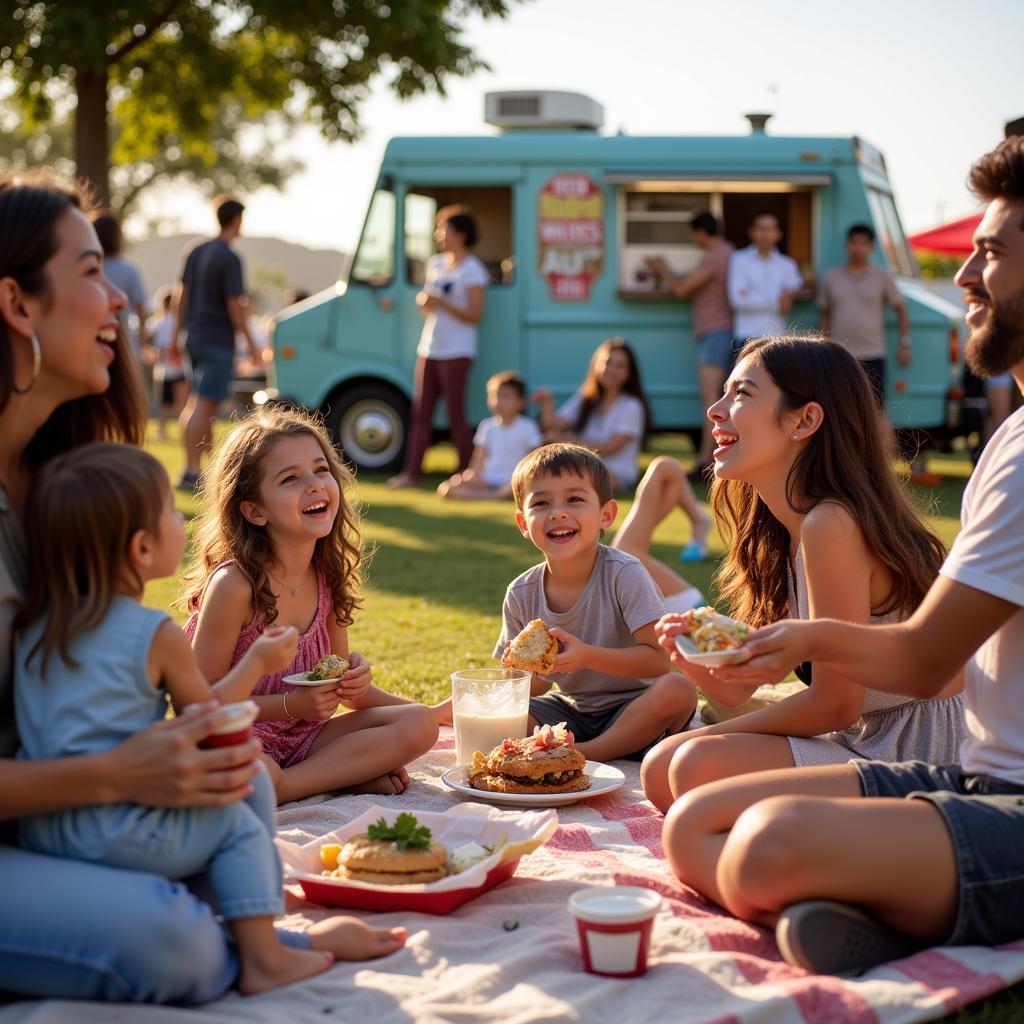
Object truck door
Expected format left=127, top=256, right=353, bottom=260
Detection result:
left=402, top=186, right=519, bottom=426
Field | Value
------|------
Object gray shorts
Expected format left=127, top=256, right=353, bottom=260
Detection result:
left=529, top=690, right=692, bottom=761
left=855, top=759, right=1024, bottom=946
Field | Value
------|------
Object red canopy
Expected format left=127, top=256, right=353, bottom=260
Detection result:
left=908, top=214, right=982, bottom=256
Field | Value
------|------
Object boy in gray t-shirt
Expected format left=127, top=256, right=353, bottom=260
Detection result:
left=497, top=443, right=696, bottom=760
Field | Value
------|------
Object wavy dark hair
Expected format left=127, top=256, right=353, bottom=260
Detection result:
left=182, top=406, right=364, bottom=629
left=711, top=336, right=946, bottom=628
left=0, top=170, right=146, bottom=464
left=574, top=338, right=651, bottom=442
left=19, top=444, right=166, bottom=673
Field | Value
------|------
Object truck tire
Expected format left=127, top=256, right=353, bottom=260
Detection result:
left=325, top=383, right=410, bottom=475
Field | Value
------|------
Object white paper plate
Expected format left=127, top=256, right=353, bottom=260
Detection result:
left=281, top=672, right=342, bottom=687
left=442, top=760, right=625, bottom=807
left=674, top=634, right=750, bottom=667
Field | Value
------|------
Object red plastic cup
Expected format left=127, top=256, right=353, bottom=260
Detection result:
left=568, top=885, right=662, bottom=978
left=199, top=701, right=259, bottom=749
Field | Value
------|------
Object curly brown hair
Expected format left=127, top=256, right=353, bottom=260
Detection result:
left=182, top=406, right=363, bottom=629
left=711, top=336, right=946, bottom=628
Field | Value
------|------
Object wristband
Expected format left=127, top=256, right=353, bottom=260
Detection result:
left=283, top=691, right=294, bottom=719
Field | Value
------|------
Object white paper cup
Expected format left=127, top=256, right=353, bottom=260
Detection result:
left=568, top=885, right=662, bottom=977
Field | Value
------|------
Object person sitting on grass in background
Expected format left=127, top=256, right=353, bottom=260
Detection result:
left=640, top=337, right=964, bottom=814
left=438, top=370, right=542, bottom=500
left=490, top=442, right=695, bottom=762
left=532, top=338, right=650, bottom=492
left=14, top=444, right=406, bottom=994
left=652, top=137, right=1024, bottom=976
left=184, top=406, right=438, bottom=805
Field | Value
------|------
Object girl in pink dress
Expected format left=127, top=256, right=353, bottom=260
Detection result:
left=184, top=407, right=438, bottom=803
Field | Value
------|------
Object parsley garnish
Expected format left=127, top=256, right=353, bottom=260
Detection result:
left=366, top=812, right=432, bottom=852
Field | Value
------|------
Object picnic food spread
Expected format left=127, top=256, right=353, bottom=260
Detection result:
left=684, top=607, right=750, bottom=653
left=306, top=653, right=350, bottom=681
left=502, top=619, right=559, bottom=674
left=320, top=813, right=449, bottom=885
left=468, top=723, right=591, bottom=794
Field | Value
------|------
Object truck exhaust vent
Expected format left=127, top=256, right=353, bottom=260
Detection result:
left=485, top=91, right=604, bottom=131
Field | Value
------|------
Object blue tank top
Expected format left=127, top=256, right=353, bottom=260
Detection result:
left=15, top=597, right=170, bottom=761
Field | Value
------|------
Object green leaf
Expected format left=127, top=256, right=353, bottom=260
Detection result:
left=366, top=812, right=432, bottom=852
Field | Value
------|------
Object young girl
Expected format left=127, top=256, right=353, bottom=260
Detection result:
left=532, top=337, right=652, bottom=491
left=184, top=406, right=438, bottom=804
left=641, top=337, right=965, bottom=813
left=14, top=444, right=406, bottom=995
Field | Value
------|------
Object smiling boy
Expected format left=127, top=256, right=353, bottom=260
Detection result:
left=497, top=443, right=695, bottom=761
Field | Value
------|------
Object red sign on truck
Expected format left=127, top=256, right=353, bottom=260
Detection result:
left=538, top=173, right=604, bottom=302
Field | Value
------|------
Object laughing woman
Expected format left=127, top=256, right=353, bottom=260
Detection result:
left=640, top=337, right=965, bottom=813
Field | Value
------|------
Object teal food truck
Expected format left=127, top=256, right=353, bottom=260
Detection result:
left=270, top=91, right=963, bottom=473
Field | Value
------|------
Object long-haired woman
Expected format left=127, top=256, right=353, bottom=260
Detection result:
left=641, top=336, right=964, bottom=813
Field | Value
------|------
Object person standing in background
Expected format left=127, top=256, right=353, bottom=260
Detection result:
left=646, top=212, right=734, bottom=480
left=819, top=222, right=915, bottom=449
left=172, top=196, right=261, bottom=492
left=728, top=212, right=808, bottom=349
left=388, top=206, right=488, bottom=489
left=91, top=211, right=149, bottom=357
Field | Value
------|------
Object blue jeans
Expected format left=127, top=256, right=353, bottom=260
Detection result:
left=856, top=759, right=1024, bottom=946
left=0, top=768, right=309, bottom=1004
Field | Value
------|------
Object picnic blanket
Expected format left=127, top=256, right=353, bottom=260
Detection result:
left=5, top=729, right=1024, bottom=1024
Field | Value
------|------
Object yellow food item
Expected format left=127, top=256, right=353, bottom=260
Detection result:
left=320, top=843, right=343, bottom=871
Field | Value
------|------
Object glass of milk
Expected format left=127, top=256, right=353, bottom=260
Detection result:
left=451, top=668, right=531, bottom=765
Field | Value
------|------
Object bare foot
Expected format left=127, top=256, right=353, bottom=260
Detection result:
left=308, top=917, right=408, bottom=961
left=342, top=768, right=410, bottom=796
left=238, top=947, right=332, bottom=995
left=386, top=474, right=416, bottom=490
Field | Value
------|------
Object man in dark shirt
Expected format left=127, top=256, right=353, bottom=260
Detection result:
left=172, top=196, right=260, bottom=490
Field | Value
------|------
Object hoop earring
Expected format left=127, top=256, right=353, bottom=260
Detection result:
left=12, top=332, right=41, bottom=395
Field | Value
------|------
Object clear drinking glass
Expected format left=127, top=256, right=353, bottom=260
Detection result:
left=450, top=668, right=531, bottom=765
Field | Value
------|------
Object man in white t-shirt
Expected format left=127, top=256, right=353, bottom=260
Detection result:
left=727, top=212, right=808, bottom=345
left=655, top=137, right=1024, bottom=976
left=438, top=371, right=541, bottom=500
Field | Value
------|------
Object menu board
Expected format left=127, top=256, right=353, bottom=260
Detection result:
left=538, top=173, right=604, bottom=302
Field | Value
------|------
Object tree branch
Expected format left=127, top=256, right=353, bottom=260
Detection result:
left=107, top=0, right=183, bottom=65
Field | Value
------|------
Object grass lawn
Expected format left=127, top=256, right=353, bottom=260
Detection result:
left=148, top=425, right=1021, bottom=1022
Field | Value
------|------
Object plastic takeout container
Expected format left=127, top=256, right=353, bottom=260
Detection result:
left=277, top=803, right=557, bottom=915
left=568, top=885, right=663, bottom=977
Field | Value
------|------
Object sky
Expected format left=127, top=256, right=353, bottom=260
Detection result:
left=132, top=0, right=1024, bottom=253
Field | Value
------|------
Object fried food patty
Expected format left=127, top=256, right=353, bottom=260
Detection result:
left=468, top=769, right=591, bottom=795
left=338, top=836, right=448, bottom=874
left=334, top=864, right=448, bottom=885
left=485, top=735, right=586, bottom=780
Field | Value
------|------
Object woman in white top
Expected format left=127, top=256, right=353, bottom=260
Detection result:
left=388, top=205, right=488, bottom=488
left=533, top=338, right=650, bottom=490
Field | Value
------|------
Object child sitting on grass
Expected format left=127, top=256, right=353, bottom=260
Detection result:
left=438, top=371, right=542, bottom=500
left=495, top=443, right=695, bottom=761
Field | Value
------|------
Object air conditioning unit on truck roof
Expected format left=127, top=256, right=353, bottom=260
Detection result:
left=484, top=90, right=604, bottom=131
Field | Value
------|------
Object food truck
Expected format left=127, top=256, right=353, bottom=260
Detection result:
left=270, top=91, right=963, bottom=473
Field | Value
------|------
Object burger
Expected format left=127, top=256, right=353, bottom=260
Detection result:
left=321, top=813, right=448, bottom=885
left=468, top=723, right=590, bottom=795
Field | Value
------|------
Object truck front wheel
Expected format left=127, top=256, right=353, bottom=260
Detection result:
left=325, top=383, right=410, bottom=475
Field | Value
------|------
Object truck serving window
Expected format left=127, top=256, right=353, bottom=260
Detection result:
left=865, top=187, right=918, bottom=278
left=351, top=188, right=396, bottom=287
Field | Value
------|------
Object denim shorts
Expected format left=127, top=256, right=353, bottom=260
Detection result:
left=695, top=329, right=735, bottom=370
left=186, top=343, right=235, bottom=401
left=529, top=690, right=693, bottom=761
left=855, top=759, right=1024, bottom=946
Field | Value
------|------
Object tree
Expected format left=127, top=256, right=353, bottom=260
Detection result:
left=0, top=0, right=514, bottom=212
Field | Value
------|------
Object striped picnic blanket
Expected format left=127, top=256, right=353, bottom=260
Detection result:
left=4, top=728, right=1024, bottom=1024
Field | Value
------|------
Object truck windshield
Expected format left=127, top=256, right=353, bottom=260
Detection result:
left=351, top=188, right=396, bottom=286
left=865, top=187, right=918, bottom=278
